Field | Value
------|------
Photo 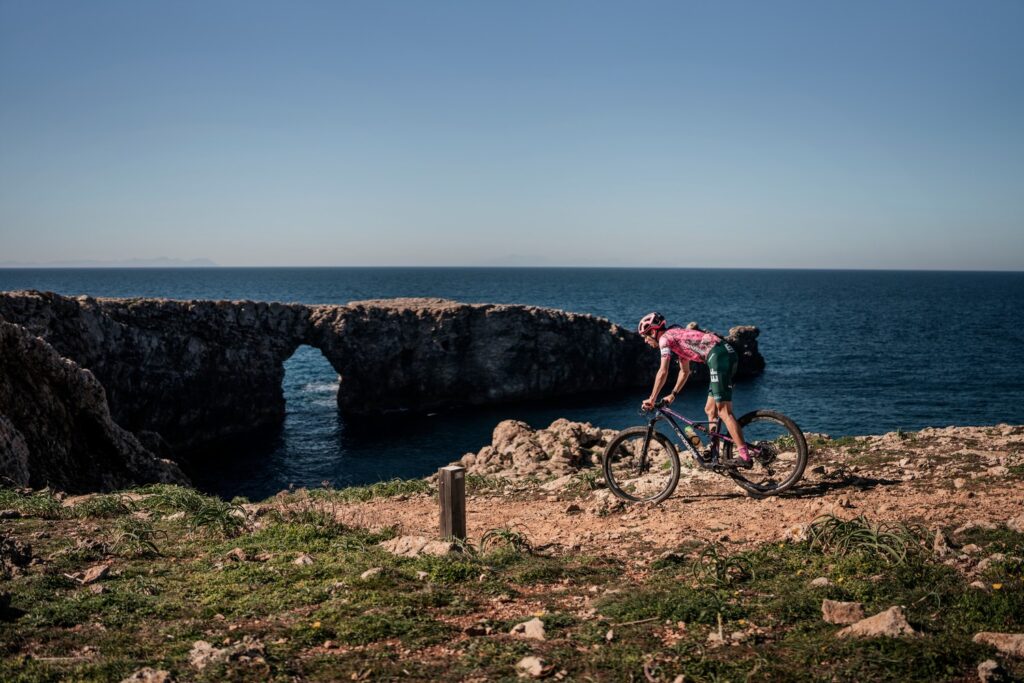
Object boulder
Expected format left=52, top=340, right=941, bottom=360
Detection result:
left=836, top=606, right=916, bottom=638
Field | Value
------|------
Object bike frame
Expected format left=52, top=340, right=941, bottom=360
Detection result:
left=644, top=404, right=760, bottom=471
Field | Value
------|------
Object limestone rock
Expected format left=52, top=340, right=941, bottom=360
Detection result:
left=0, top=290, right=764, bottom=460
left=978, top=659, right=1007, bottom=683
left=0, top=320, right=187, bottom=492
left=378, top=535, right=457, bottom=558
left=516, top=655, right=552, bottom=678
left=80, top=563, right=111, bottom=585
left=822, top=599, right=865, bottom=625
left=120, top=668, right=174, bottom=683
left=452, top=418, right=619, bottom=481
left=809, top=577, right=832, bottom=588
left=292, top=553, right=315, bottom=566
left=933, top=528, right=954, bottom=558
left=973, top=632, right=1024, bottom=658
left=360, top=567, right=383, bottom=580
left=188, top=636, right=264, bottom=670
left=510, top=617, right=546, bottom=640
left=836, top=606, right=916, bottom=638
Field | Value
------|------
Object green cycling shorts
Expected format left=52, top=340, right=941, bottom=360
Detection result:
left=706, top=342, right=738, bottom=403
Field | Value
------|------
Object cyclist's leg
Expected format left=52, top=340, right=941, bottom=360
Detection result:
left=704, top=393, right=718, bottom=424
left=708, top=344, right=748, bottom=461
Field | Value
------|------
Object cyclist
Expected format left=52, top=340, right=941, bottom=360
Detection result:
left=637, top=312, right=751, bottom=467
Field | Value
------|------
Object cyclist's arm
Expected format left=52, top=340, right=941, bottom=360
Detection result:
left=647, top=354, right=673, bottom=404
left=671, top=359, right=692, bottom=395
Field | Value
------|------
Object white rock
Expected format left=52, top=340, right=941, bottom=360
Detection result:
left=378, top=535, right=457, bottom=558
left=977, top=659, right=1006, bottom=683
left=510, top=617, right=546, bottom=640
left=836, top=606, right=916, bottom=639
left=293, top=553, right=315, bottom=566
left=516, top=655, right=550, bottom=678
left=120, top=668, right=173, bottom=683
left=809, top=577, right=831, bottom=587
left=360, top=567, right=383, bottom=580
left=973, top=632, right=1024, bottom=658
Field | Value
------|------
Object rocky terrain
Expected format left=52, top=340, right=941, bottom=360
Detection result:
left=0, top=290, right=763, bottom=488
left=1, top=423, right=1022, bottom=681
left=0, top=320, right=187, bottom=492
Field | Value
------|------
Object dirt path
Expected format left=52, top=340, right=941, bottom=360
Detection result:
left=336, top=425, right=1024, bottom=560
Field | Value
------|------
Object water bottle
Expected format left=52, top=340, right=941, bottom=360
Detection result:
left=683, top=425, right=702, bottom=451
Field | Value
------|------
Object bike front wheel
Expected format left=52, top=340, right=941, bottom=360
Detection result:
left=723, top=410, right=808, bottom=497
left=602, top=426, right=681, bottom=504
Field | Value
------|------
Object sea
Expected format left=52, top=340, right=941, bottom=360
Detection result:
left=2, top=267, right=1022, bottom=500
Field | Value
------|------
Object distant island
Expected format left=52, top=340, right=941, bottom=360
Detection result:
left=0, top=257, right=219, bottom=268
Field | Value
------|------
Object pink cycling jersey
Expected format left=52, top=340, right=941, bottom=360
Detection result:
left=659, top=327, right=722, bottom=364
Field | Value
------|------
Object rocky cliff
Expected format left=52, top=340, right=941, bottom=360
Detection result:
left=0, top=320, right=187, bottom=492
left=0, top=291, right=765, bottom=458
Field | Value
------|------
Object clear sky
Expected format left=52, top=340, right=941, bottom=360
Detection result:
left=1, top=0, right=1022, bottom=269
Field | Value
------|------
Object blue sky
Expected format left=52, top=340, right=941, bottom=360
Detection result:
left=1, top=1, right=1022, bottom=269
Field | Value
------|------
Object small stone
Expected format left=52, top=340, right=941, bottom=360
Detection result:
left=978, top=659, right=1007, bottom=683
left=189, top=641, right=219, bottom=670
left=119, top=668, right=174, bottom=683
left=809, top=577, right=831, bottom=588
left=970, top=580, right=988, bottom=589
left=164, top=511, right=186, bottom=521
left=464, top=624, right=488, bottom=636
left=415, top=571, right=429, bottom=581
left=293, top=553, right=315, bottom=566
left=89, top=584, right=107, bottom=595
left=516, top=655, right=551, bottom=678
left=809, top=465, right=826, bottom=475
left=953, top=478, right=967, bottom=489
left=1008, top=515, right=1024, bottom=534
left=987, top=466, right=1009, bottom=477
left=932, top=529, right=954, bottom=558
left=973, top=632, right=1024, bottom=658
left=564, top=503, right=582, bottom=514
left=961, top=544, right=982, bottom=555
left=226, top=547, right=248, bottom=562
left=836, top=606, right=916, bottom=638
left=605, top=628, right=614, bottom=642
left=976, top=553, right=1006, bottom=573
left=510, top=617, right=546, bottom=640
left=359, top=567, right=383, bottom=580
left=81, top=563, right=111, bottom=584
left=822, top=599, right=865, bottom=625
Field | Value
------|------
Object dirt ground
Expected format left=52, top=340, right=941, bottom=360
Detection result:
left=336, top=425, right=1024, bottom=562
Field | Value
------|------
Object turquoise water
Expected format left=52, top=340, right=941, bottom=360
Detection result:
left=2, top=267, right=1022, bottom=498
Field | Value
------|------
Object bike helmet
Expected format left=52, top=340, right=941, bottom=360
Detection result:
left=637, top=312, right=666, bottom=336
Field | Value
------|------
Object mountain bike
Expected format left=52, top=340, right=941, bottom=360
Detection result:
left=602, top=399, right=808, bottom=502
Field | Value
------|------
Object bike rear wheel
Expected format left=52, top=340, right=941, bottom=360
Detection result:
left=602, top=426, right=681, bottom=503
left=723, top=410, right=807, bottom=497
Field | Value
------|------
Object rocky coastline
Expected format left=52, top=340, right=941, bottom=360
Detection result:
left=0, top=290, right=763, bottom=492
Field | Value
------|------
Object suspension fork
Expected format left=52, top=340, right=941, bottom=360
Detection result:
left=639, top=419, right=657, bottom=473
